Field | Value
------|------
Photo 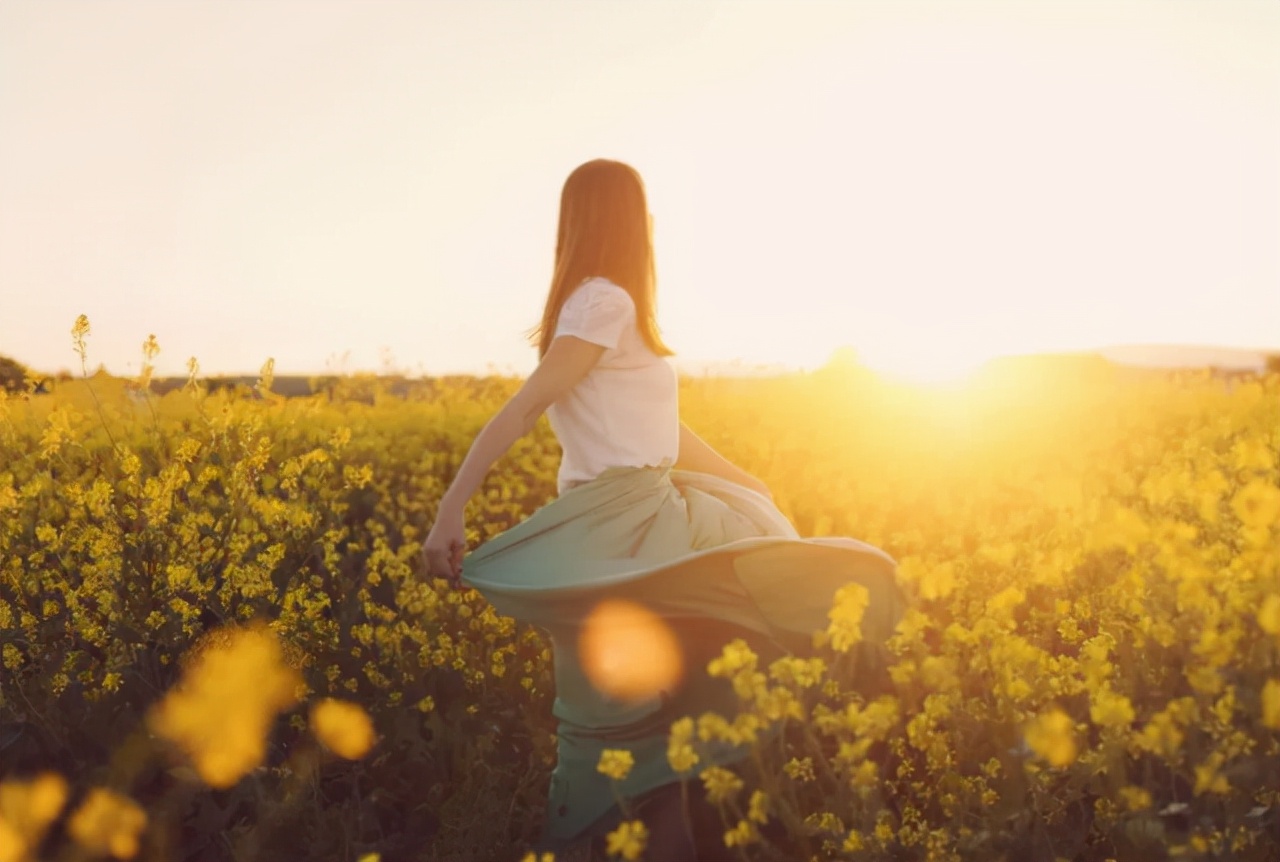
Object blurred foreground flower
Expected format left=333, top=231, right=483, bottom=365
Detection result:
left=1024, top=707, right=1077, bottom=767
left=310, top=698, right=376, bottom=759
left=1263, top=679, right=1280, bottom=730
left=0, top=772, right=69, bottom=862
left=67, top=788, right=147, bottom=859
left=825, top=582, right=870, bottom=652
left=596, top=748, right=635, bottom=781
left=148, top=625, right=301, bottom=787
left=605, top=819, right=648, bottom=861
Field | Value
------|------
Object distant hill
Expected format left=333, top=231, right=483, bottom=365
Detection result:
left=1098, top=344, right=1271, bottom=371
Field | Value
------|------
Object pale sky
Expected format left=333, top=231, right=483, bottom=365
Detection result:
left=2, top=0, right=1277, bottom=381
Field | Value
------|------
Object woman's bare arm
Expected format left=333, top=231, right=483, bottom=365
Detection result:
left=675, top=421, right=771, bottom=497
left=440, top=336, right=604, bottom=510
left=423, top=336, right=604, bottom=582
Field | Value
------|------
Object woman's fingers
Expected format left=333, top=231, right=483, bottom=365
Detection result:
left=424, top=546, right=451, bottom=579
left=422, top=540, right=467, bottom=587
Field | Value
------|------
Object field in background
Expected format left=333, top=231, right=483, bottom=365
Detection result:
left=1, top=354, right=1278, bottom=861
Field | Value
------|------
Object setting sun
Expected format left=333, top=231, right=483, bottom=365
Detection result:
left=852, top=343, right=999, bottom=388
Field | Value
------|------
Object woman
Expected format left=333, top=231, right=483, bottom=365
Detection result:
left=424, top=159, right=903, bottom=860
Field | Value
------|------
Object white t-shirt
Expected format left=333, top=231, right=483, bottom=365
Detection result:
left=546, top=277, right=679, bottom=494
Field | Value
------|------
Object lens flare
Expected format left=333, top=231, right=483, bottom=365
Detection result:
left=579, top=599, right=683, bottom=702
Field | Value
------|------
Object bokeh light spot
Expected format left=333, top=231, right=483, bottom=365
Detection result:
left=579, top=599, right=683, bottom=702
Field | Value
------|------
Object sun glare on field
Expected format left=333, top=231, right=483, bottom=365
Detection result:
left=856, top=342, right=999, bottom=388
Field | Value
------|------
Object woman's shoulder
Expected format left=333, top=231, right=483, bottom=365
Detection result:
left=555, top=277, right=637, bottom=348
left=566, top=277, right=635, bottom=311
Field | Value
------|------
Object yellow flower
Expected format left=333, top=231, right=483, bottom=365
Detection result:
left=723, top=818, right=759, bottom=848
left=1119, top=785, right=1152, bottom=811
left=851, top=759, right=879, bottom=788
left=1024, top=707, right=1077, bottom=767
left=1233, top=436, right=1276, bottom=472
left=707, top=639, right=757, bottom=678
left=1231, top=478, right=1280, bottom=528
left=1193, top=752, right=1231, bottom=795
left=826, top=582, right=869, bottom=653
left=747, top=789, right=769, bottom=824
left=986, top=585, right=1025, bottom=619
left=596, top=749, right=635, bottom=782
left=667, top=717, right=699, bottom=773
left=1134, top=708, right=1186, bottom=758
left=1090, top=688, right=1136, bottom=730
left=604, top=819, right=648, bottom=860
left=71, top=314, right=91, bottom=362
left=783, top=757, right=815, bottom=783
left=842, top=829, right=865, bottom=852
left=0, top=772, right=69, bottom=862
left=699, top=766, right=743, bottom=804
left=918, top=561, right=956, bottom=600
left=66, top=788, right=148, bottom=859
left=310, top=698, right=376, bottom=760
left=1258, top=595, right=1280, bottom=637
left=768, top=656, right=826, bottom=688
left=1262, top=679, right=1280, bottom=729
left=148, top=625, right=301, bottom=788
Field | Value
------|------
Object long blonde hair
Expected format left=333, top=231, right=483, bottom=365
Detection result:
left=532, top=159, right=673, bottom=359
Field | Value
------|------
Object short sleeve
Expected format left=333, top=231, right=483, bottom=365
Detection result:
left=554, top=278, right=634, bottom=350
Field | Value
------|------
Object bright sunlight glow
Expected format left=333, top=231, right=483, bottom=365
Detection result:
left=857, top=343, right=999, bottom=388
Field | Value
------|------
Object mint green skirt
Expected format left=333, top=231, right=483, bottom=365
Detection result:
left=461, top=463, right=904, bottom=844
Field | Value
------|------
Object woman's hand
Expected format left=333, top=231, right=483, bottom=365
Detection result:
left=423, top=505, right=467, bottom=588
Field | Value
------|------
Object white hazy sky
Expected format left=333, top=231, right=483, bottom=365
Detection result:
left=2, top=0, right=1277, bottom=379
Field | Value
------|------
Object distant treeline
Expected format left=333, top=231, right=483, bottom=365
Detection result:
left=3, top=351, right=1279, bottom=398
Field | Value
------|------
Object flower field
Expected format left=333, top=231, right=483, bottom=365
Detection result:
left=1, top=328, right=1278, bottom=861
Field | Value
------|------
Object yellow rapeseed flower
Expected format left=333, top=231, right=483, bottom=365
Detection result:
left=310, top=698, right=376, bottom=760
left=66, top=788, right=148, bottom=859
left=723, top=818, right=759, bottom=848
left=1193, top=752, right=1231, bottom=795
left=596, top=749, right=635, bottom=782
left=1135, top=710, right=1185, bottom=759
left=783, top=756, right=815, bottom=783
left=986, top=585, right=1025, bottom=619
left=667, top=717, right=699, bottom=773
left=0, top=818, right=22, bottom=862
left=851, top=759, right=879, bottom=789
left=918, top=561, right=956, bottom=600
left=699, top=766, right=743, bottom=804
left=148, top=626, right=301, bottom=788
left=826, top=582, right=869, bottom=652
left=1119, top=785, right=1153, bottom=811
left=0, top=772, right=69, bottom=862
left=1090, top=688, right=1136, bottom=730
left=1231, top=478, right=1280, bottom=528
left=706, top=639, right=756, bottom=678
left=604, top=819, right=648, bottom=861
left=1257, top=595, right=1280, bottom=638
left=1024, top=708, right=1077, bottom=767
left=1262, top=679, right=1280, bottom=729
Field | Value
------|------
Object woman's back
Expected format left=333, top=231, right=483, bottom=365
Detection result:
left=546, top=277, right=679, bottom=494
